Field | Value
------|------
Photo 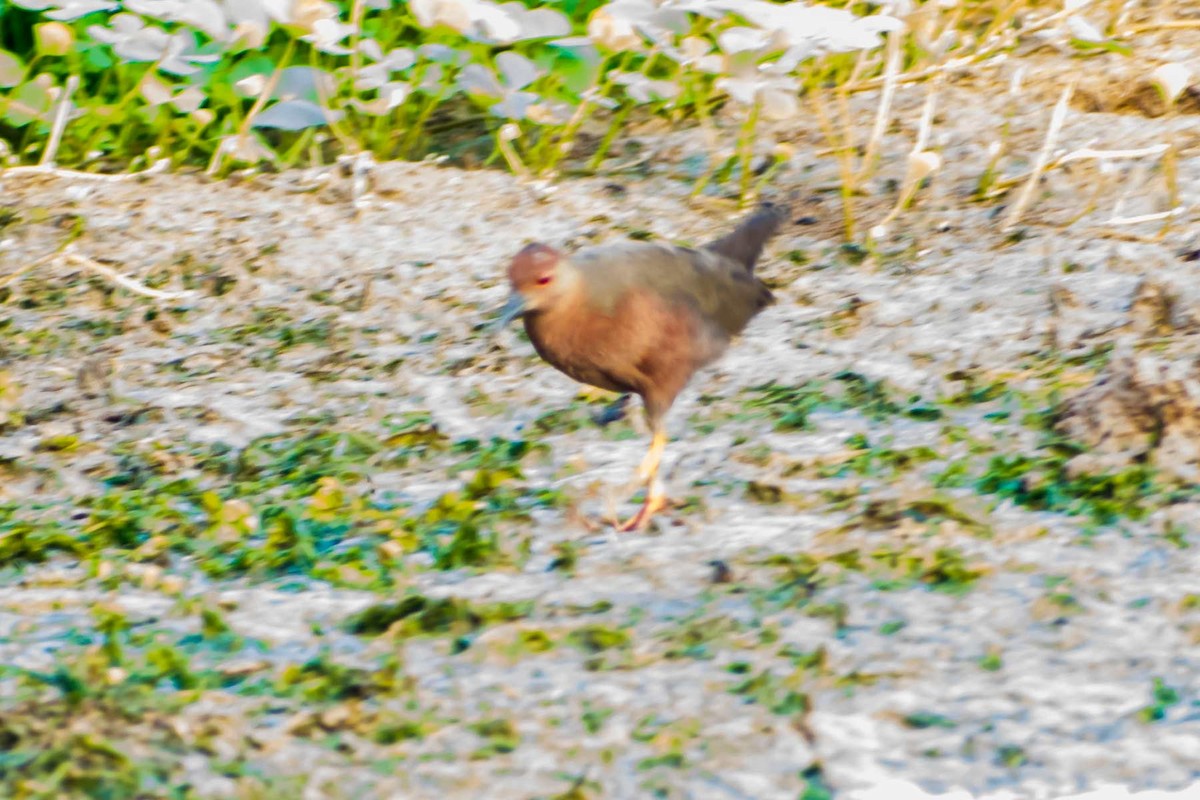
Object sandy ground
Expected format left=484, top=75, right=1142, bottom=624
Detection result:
left=2, top=47, right=1200, bottom=800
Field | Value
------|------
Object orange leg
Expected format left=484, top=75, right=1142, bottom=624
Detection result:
left=636, top=428, right=667, bottom=483
left=617, top=429, right=669, bottom=532
left=617, top=476, right=667, bottom=532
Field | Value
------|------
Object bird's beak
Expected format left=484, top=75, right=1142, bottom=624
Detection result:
left=493, top=292, right=526, bottom=331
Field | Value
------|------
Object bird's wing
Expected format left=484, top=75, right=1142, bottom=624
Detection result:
left=574, top=242, right=773, bottom=337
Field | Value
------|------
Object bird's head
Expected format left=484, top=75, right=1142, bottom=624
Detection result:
left=495, top=242, right=573, bottom=328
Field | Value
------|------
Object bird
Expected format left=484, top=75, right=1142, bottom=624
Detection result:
left=496, top=202, right=788, bottom=531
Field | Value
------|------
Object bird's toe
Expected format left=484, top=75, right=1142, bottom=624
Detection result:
left=615, top=484, right=669, bottom=532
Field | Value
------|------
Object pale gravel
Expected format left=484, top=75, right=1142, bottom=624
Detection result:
left=1, top=59, right=1199, bottom=800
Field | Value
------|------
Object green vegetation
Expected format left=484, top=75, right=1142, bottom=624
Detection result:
left=733, top=369, right=1195, bottom=527
left=1137, top=678, right=1181, bottom=723
left=743, top=370, right=943, bottom=432
left=0, top=425, right=555, bottom=581
left=345, top=594, right=532, bottom=640
left=0, top=0, right=905, bottom=191
left=0, top=0, right=1130, bottom=213
left=974, top=452, right=1157, bottom=525
left=0, top=597, right=405, bottom=799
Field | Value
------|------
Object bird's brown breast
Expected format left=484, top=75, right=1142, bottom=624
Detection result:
left=523, top=285, right=723, bottom=402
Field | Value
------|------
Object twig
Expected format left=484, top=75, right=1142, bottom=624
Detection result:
left=2, top=237, right=190, bottom=300
left=603, top=153, right=653, bottom=174
left=983, top=143, right=1171, bottom=199
left=1092, top=230, right=1170, bottom=244
left=1, top=158, right=171, bottom=181
left=913, top=75, right=939, bottom=154
left=1061, top=144, right=1170, bottom=164
left=857, top=31, right=902, bottom=183
left=64, top=253, right=191, bottom=300
left=1001, top=78, right=1076, bottom=231
left=39, top=75, right=80, bottom=168
left=1105, top=206, right=1186, bottom=225
left=871, top=78, right=942, bottom=236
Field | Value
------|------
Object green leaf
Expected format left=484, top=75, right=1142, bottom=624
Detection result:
left=81, top=44, right=115, bottom=70
left=1069, top=38, right=1133, bottom=56
left=566, top=625, right=629, bottom=653
left=4, top=79, right=53, bottom=127
left=0, top=49, right=24, bottom=87
left=252, top=99, right=336, bottom=131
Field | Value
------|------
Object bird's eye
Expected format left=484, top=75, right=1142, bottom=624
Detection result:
left=536, top=276, right=552, bottom=285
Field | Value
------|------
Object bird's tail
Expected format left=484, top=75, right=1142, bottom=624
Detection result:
left=703, top=201, right=790, bottom=271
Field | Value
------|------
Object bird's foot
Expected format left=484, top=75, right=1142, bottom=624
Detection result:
left=615, top=485, right=669, bottom=533
left=591, top=393, right=631, bottom=427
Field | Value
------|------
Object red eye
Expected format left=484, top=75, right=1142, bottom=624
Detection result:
left=536, top=276, right=552, bottom=285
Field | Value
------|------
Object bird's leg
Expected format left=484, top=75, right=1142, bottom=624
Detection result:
left=635, top=427, right=667, bottom=483
left=618, top=426, right=669, bottom=532
left=611, top=425, right=666, bottom=504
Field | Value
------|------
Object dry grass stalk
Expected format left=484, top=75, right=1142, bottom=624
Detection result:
left=1, top=158, right=171, bottom=181
left=63, top=253, right=191, bottom=300
left=846, top=2, right=1088, bottom=94
left=1157, top=142, right=1180, bottom=239
left=0, top=250, right=60, bottom=291
left=2, top=244, right=189, bottom=300
left=871, top=78, right=942, bottom=237
left=983, top=144, right=1171, bottom=200
left=1060, top=144, right=1170, bottom=164
left=348, top=0, right=366, bottom=76
left=912, top=75, right=938, bottom=154
left=497, top=124, right=532, bottom=180
left=1105, top=208, right=1185, bottom=226
left=857, top=31, right=903, bottom=184
left=207, top=40, right=296, bottom=176
left=39, top=74, right=79, bottom=168
left=1001, top=78, right=1076, bottom=232
left=809, top=89, right=857, bottom=239
left=1057, top=178, right=1108, bottom=228
left=1126, top=20, right=1200, bottom=34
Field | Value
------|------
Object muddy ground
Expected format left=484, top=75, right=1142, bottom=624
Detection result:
left=2, top=45, right=1200, bottom=800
